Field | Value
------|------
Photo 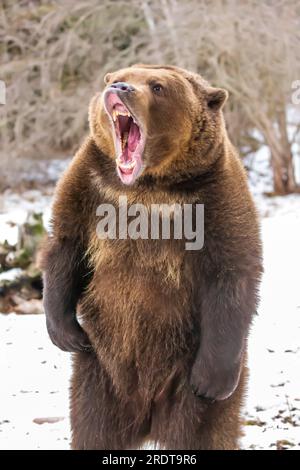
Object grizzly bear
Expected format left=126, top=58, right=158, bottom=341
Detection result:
left=41, top=64, right=262, bottom=450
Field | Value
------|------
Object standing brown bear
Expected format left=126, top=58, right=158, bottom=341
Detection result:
left=41, top=64, right=262, bottom=450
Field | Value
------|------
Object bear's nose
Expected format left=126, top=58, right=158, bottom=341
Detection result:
left=110, top=82, right=135, bottom=92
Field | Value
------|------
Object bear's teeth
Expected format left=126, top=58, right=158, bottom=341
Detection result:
left=122, top=161, right=135, bottom=169
left=116, top=157, right=135, bottom=169
left=112, top=109, right=131, bottom=121
left=118, top=111, right=130, bottom=117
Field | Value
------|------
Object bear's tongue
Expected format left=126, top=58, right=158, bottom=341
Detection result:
left=119, top=118, right=140, bottom=161
left=128, top=121, right=140, bottom=153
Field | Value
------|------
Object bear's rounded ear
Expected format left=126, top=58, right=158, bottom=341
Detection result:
left=104, top=72, right=112, bottom=85
left=206, top=87, right=228, bottom=111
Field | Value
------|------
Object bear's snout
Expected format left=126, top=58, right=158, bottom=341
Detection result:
left=108, top=81, right=136, bottom=93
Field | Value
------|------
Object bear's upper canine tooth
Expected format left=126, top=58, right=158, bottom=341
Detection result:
left=112, top=110, right=117, bottom=122
left=115, top=110, right=130, bottom=117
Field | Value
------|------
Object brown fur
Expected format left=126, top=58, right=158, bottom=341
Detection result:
left=41, top=64, right=263, bottom=450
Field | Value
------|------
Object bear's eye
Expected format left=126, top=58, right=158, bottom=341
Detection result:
left=151, top=83, right=163, bottom=94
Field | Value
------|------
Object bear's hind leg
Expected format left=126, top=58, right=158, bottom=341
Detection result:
left=70, top=351, right=150, bottom=450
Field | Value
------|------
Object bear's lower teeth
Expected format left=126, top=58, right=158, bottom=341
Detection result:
left=116, top=156, right=135, bottom=169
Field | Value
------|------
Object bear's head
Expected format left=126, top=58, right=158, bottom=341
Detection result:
left=90, top=64, right=228, bottom=185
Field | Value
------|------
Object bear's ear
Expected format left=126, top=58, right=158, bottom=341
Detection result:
left=104, top=73, right=112, bottom=85
left=206, top=87, right=228, bottom=111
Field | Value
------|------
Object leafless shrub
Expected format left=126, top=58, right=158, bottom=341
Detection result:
left=0, top=0, right=150, bottom=169
left=1, top=0, right=299, bottom=193
left=140, top=0, right=300, bottom=193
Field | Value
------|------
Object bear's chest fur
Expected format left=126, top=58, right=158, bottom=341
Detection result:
left=80, top=231, right=200, bottom=396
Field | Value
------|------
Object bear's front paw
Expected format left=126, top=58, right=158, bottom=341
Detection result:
left=190, top=357, right=242, bottom=402
left=46, top=314, right=92, bottom=353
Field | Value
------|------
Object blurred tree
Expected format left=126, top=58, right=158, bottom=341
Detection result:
left=0, top=0, right=300, bottom=194
left=0, top=0, right=150, bottom=162
left=140, top=0, right=300, bottom=194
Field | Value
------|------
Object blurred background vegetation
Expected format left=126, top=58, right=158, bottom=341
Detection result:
left=0, top=0, right=300, bottom=194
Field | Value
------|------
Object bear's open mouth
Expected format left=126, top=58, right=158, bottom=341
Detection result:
left=104, top=91, right=145, bottom=185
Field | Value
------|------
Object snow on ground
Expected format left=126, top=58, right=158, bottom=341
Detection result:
left=0, top=189, right=53, bottom=246
left=242, top=209, right=300, bottom=450
left=0, top=314, right=71, bottom=450
left=0, top=158, right=70, bottom=245
left=1, top=157, right=300, bottom=449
